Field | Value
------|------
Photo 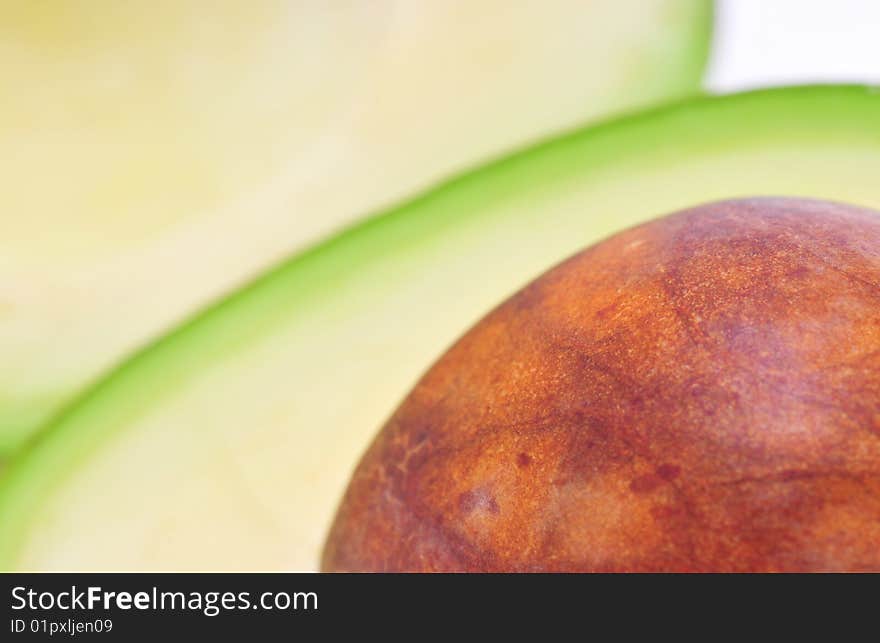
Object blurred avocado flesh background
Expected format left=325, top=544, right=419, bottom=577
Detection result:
left=0, top=0, right=712, bottom=454
left=0, top=86, right=878, bottom=571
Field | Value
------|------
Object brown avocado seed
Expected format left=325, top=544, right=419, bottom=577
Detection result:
left=322, top=198, right=880, bottom=572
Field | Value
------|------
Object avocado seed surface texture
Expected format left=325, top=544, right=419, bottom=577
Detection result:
left=324, top=198, right=880, bottom=572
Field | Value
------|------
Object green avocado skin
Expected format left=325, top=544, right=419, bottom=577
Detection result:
left=1, top=85, right=880, bottom=571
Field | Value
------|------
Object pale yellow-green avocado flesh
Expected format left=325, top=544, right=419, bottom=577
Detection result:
left=0, top=0, right=712, bottom=454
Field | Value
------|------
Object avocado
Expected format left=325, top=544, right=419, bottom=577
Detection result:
left=0, top=0, right=712, bottom=455
left=1, top=86, right=878, bottom=571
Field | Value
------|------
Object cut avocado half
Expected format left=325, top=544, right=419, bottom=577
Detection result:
left=0, top=0, right=712, bottom=454
left=2, top=85, right=879, bottom=572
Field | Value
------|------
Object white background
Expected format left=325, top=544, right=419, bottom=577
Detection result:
left=708, top=0, right=880, bottom=91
